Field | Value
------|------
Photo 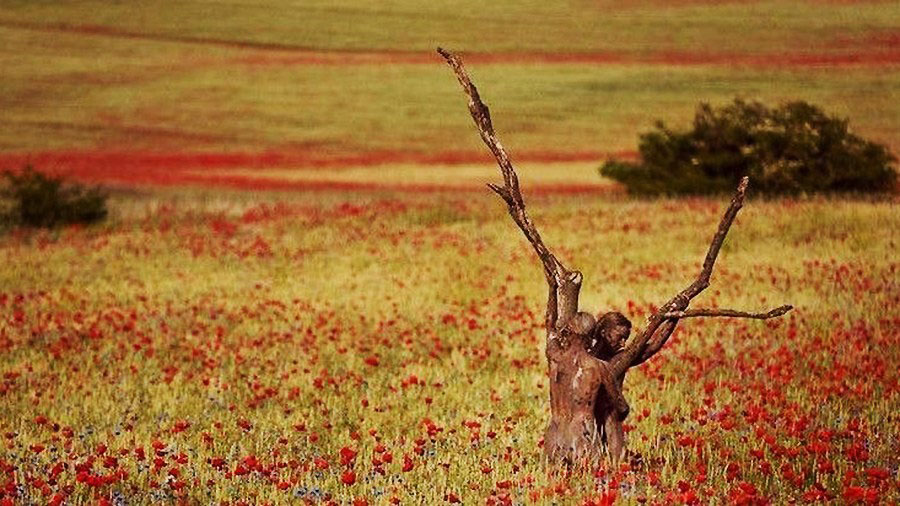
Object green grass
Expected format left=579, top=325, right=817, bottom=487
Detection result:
left=1, top=1, right=899, bottom=156
left=2, top=33, right=899, bottom=155
left=3, top=0, right=899, bottom=53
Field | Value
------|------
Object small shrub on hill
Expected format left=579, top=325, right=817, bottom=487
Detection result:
left=601, top=99, right=897, bottom=195
left=1, top=167, right=108, bottom=228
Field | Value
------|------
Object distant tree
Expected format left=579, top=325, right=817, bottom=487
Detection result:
left=601, top=99, right=897, bottom=195
left=1, top=167, right=108, bottom=228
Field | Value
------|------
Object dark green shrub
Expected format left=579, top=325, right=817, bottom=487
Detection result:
left=601, top=99, right=897, bottom=195
left=1, top=167, right=108, bottom=228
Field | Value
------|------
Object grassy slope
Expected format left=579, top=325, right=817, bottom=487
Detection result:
left=3, top=0, right=899, bottom=53
left=0, top=1, right=899, bottom=158
left=1, top=33, right=898, bottom=155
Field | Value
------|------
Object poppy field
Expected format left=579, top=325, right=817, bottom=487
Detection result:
left=2, top=0, right=899, bottom=504
left=0, top=186, right=897, bottom=505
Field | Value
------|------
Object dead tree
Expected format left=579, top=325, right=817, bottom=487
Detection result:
left=438, top=48, right=793, bottom=464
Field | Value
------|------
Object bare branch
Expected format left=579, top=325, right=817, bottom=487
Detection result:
left=686, top=176, right=750, bottom=299
left=611, top=177, right=756, bottom=377
left=437, top=47, right=563, bottom=279
left=662, top=305, right=793, bottom=320
left=631, top=304, right=792, bottom=367
left=439, top=47, right=579, bottom=330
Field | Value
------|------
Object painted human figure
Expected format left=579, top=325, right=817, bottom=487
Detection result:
left=543, top=308, right=631, bottom=464
left=585, top=311, right=634, bottom=461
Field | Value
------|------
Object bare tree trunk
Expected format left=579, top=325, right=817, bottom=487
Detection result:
left=438, top=48, right=791, bottom=466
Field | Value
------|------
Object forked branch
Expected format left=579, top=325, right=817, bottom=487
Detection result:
left=439, top=48, right=792, bottom=357
left=611, top=177, right=791, bottom=377
left=631, top=304, right=794, bottom=366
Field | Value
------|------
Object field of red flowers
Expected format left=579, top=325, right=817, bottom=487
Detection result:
left=1, top=0, right=898, bottom=503
left=0, top=188, right=897, bottom=505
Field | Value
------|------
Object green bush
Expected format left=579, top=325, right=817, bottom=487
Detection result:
left=601, top=99, right=897, bottom=195
left=1, top=167, right=108, bottom=228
